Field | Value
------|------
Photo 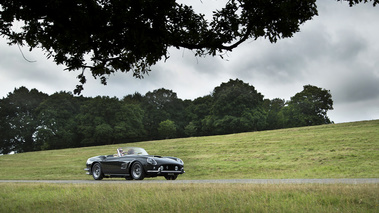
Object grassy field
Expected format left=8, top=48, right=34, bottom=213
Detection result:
left=0, top=120, right=378, bottom=180
left=0, top=120, right=378, bottom=212
left=1, top=183, right=378, bottom=213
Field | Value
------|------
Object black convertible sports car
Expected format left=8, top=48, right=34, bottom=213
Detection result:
left=84, top=147, right=185, bottom=180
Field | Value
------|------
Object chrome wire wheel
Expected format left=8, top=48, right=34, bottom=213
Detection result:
left=92, top=163, right=104, bottom=180
left=131, top=162, right=145, bottom=180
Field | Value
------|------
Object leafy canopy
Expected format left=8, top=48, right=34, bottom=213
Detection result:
left=0, top=0, right=377, bottom=93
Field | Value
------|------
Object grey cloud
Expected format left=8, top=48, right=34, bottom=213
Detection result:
left=330, top=67, right=379, bottom=103
left=1, top=0, right=378, bottom=124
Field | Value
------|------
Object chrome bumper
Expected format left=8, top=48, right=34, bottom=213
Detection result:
left=147, top=167, right=185, bottom=174
left=84, top=168, right=90, bottom=175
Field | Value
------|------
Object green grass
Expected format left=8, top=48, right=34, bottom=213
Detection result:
left=1, top=120, right=378, bottom=212
left=0, top=120, right=378, bottom=180
left=1, top=183, right=378, bottom=213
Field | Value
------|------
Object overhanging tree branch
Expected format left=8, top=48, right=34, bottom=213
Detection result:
left=0, top=0, right=376, bottom=94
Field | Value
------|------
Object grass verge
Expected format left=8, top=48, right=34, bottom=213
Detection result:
left=1, top=183, right=378, bottom=213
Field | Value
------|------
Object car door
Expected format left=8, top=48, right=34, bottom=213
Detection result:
left=101, top=156, right=124, bottom=174
left=102, top=156, right=132, bottom=174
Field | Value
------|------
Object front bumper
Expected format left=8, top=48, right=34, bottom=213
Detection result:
left=84, top=167, right=91, bottom=175
left=147, top=165, right=185, bottom=175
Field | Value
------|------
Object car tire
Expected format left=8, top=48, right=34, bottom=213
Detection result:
left=131, top=162, right=145, bottom=180
left=92, top=163, right=104, bottom=180
left=164, top=175, right=178, bottom=180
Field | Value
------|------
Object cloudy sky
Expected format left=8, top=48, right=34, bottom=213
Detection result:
left=0, top=0, right=378, bottom=124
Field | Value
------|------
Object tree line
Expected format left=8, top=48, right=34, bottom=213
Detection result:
left=0, top=79, right=333, bottom=154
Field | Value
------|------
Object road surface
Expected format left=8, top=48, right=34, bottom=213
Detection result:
left=0, top=178, right=378, bottom=184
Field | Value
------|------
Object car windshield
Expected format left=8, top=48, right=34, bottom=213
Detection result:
left=117, top=147, right=148, bottom=157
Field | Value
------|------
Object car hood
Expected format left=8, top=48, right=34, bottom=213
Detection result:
left=148, top=155, right=183, bottom=165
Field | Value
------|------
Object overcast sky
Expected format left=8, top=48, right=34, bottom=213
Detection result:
left=0, top=0, right=378, bottom=124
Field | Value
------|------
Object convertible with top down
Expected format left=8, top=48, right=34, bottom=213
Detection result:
left=84, top=147, right=185, bottom=180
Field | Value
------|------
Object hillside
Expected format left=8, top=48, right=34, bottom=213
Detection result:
left=0, top=120, right=378, bottom=180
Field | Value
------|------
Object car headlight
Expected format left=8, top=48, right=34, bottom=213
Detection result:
left=176, top=158, right=184, bottom=165
left=147, top=157, right=157, bottom=165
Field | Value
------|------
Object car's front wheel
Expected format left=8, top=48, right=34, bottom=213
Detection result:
left=92, top=163, right=104, bottom=180
left=131, top=162, right=145, bottom=180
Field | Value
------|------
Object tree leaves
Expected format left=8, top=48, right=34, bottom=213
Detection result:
left=0, top=0, right=318, bottom=93
left=1, top=0, right=376, bottom=93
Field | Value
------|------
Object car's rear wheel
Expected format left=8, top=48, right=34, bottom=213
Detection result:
left=131, top=162, right=145, bottom=180
left=92, top=163, right=104, bottom=180
left=164, top=174, right=178, bottom=180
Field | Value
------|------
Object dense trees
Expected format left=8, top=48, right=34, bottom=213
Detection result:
left=1, top=0, right=376, bottom=93
left=36, top=91, right=83, bottom=149
left=0, top=80, right=334, bottom=154
left=205, top=79, right=266, bottom=134
left=283, top=85, right=334, bottom=127
left=0, top=87, right=48, bottom=153
left=141, top=88, right=188, bottom=139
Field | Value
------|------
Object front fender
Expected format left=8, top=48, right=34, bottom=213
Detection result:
left=126, top=159, right=145, bottom=174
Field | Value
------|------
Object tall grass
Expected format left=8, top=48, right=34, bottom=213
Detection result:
left=0, top=183, right=378, bottom=213
left=0, top=120, right=378, bottom=180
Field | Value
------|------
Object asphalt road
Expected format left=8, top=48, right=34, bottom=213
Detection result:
left=1, top=179, right=378, bottom=184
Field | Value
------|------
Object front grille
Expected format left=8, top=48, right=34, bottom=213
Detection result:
left=161, top=165, right=181, bottom=171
